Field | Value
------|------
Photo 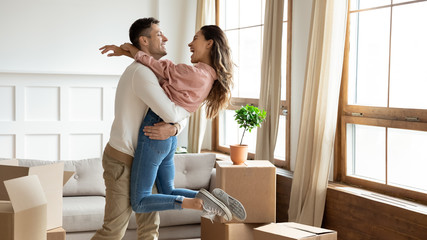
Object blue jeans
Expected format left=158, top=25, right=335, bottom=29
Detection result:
left=130, top=109, right=197, bottom=213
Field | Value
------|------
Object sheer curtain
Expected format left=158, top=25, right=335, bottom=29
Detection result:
left=288, top=0, right=348, bottom=227
left=255, top=0, right=284, bottom=162
left=187, top=0, right=215, bottom=153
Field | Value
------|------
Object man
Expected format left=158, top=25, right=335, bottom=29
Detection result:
left=92, top=18, right=190, bottom=240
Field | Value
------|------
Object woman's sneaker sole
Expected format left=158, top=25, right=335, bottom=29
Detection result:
left=212, top=188, right=247, bottom=221
left=196, top=188, right=232, bottom=221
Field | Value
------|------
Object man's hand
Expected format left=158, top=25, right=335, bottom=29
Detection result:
left=99, top=45, right=132, bottom=58
left=143, top=122, right=177, bottom=140
left=120, top=43, right=139, bottom=58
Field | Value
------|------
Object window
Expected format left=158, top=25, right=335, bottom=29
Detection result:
left=214, top=0, right=292, bottom=168
left=338, top=0, right=427, bottom=204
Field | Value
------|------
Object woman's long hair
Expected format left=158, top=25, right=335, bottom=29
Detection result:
left=200, top=25, right=234, bottom=119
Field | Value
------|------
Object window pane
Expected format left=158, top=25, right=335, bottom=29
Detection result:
left=219, top=0, right=226, bottom=29
left=347, top=124, right=386, bottom=182
left=244, top=126, right=257, bottom=153
left=393, top=0, right=416, bottom=3
left=219, top=110, right=239, bottom=146
left=350, top=0, right=391, bottom=11
left=274, top=115, right=286, bottom=159
left=238, top=26, right=262, bottom=98
left=389, top=2, right=427, bottom=109
left=219, top=109, right=257, bottom=153
left=388, top=128, right=427, bottom=193
left=240, top=0, right=263, bottom=28
left=281, top=23, right=287, bottom=101
left=283, top=0, right=288, bottom=21
left=348, top=9, right=390, bottom=106
left=224, top=0, right=239, bottom=30
left=225, top=30, right=240, bottom=97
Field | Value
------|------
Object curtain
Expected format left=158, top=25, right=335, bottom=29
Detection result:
left=187, top=0, right=216, bottom=153
left=288, top=0, right=348, bottom=227
left=255, top=0, right=284, bottom=162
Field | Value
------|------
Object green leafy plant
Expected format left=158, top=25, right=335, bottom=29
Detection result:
left=234, top=104, right=267, bottom=145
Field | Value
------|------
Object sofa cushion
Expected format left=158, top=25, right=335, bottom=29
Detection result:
left=10, top=158, right=105, bottom=197
left=60, top=158, right=105, bottom=197
left=14, top=158, right=53, bottom=167
left=63, top=196, right=105, bottom=232
left=173, top=153, right=215, bottom=190
left=63, top=196, right=203, bottom=232
left=126, top=209, right=203, bottom=230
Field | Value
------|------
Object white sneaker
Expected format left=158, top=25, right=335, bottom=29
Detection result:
left=196, top=188, right=232, bottom=221
left=212, top=188, right=247, bottom=221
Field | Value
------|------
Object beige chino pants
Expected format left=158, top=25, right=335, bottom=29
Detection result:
left=91, top=151, right=160, bottom=240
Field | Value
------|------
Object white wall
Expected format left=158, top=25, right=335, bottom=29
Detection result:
left=0, top=0, right=158, bottom=75
left=0, top=0, right=314, bottom=164
left=0, top=0, right=197, bottom=160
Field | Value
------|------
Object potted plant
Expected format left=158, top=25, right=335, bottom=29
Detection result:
left=230, top=104, right=267, bottom=165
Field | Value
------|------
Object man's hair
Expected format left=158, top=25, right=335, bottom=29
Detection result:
left=129, top=17, right=160, bottom=50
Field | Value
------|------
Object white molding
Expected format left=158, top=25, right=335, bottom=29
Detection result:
left=0, top=72, right=118, bottom=160
left=0, top=71, right=121, bottom=78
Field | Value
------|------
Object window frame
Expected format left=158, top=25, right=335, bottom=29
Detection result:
left=212, top=0, right=292, bottom=169
left=335, top=0, right=427, bottom=205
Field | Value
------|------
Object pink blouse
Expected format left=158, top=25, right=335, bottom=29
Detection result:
left=134, top=51, right=217, bottom=113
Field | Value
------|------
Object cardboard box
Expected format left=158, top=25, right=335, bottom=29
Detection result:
left=47, top=227, right=66, bottom=240
left=0, top=175, right=47, bottom=240
left=254, top=222, right=337, bottom=240
left=201, top=216, right=264, bottom=240
left=0, top=160, right=73, bottom=230
left=215, top=160, right=276, bottom=223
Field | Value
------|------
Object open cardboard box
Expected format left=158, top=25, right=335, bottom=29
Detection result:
left=254, top=222, right=337, bottom=240
left=0, top=175, right=47, bottom=240
left=0, top=160, right=74, bottom=230
left=201, top=216, right=265, bottom=240
left=47, top=227, right=66, bottom=240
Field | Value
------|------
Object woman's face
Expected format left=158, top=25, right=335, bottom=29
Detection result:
left=188, top=30, right=212, bottom=64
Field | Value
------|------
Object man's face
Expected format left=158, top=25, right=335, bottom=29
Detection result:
left=146, top=24, right=168, bottom=60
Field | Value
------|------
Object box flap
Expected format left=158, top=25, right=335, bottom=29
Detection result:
left=284, top=222, right=335, bottom=235
left=4, top=175, right=47, bottom=212
left=63, top=171, right=74, bottom=186
left=245, top=160, right=275, bottom=168
left=0, top=201, right=13, bottom=212
left=216, top=160, right=275, bottom=168
left=28, top=162, right=64, bottom=230
left=0, top=165, right=30, bottom=201
left=28, top=163, right=64, bottom=188
left=0, top=159, right=19, bottom=166
left=255, top=223, right=316, bottom=239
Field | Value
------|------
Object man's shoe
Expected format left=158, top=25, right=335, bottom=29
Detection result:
left=196, top=188, right=232, bottom=221
left=212, top=188, right=247, bottom=221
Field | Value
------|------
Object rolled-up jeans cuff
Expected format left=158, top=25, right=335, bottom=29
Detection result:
left=174, top=196, right=184, bottom=209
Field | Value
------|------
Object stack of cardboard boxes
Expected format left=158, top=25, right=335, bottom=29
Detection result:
left=201, top=160, right=337, bottom=240
left=0, top=160, right=73, bottom=240
left=201, top=160, right=276, bottom=240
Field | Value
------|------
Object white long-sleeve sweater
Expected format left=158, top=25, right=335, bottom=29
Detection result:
left=109, top=61, right=190, bottom=157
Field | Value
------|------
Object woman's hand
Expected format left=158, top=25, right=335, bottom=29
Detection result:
left=99, top=45, right=132, bottom=58
left=120, top=43, right=139, bottom=58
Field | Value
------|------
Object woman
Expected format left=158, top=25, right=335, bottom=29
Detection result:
left=102, top=24, right=246, bottom=221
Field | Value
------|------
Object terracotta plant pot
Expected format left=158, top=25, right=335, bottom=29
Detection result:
left=229, top=144, right=248, bottom=165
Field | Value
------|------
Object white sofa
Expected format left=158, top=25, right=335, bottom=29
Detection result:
left=15, top=153, right=217, bottom=240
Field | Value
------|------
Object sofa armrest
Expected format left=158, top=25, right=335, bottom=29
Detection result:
left=208, top=168, right=217, bottom=192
